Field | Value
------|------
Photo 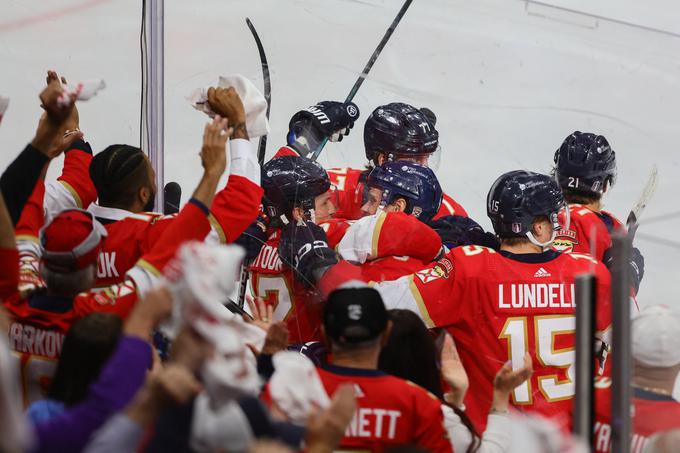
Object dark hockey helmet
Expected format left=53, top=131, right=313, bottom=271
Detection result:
left=487, top=170, right=567, bottom=246
left=367, top=161, right=443, bottom=223
left=364, top=103, right=439, bottom=163
left=261, top=156, right=330, bottom=223
left=553, top=131, right=617, bottom=195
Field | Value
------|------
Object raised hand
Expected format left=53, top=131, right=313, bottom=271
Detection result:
left=200, top=115, right=231, bottom=177
left=440, top=334, right=469, bottom=408
left=207, top=87, right=247, bottom=139
left=491, top=352, right=533, bottom=413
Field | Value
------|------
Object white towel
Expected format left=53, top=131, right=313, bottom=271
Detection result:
left=188, top=74, right=270, bottom=139
left=268, top=351, right=331, bottom=425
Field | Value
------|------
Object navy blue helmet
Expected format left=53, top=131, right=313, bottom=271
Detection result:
left=364, top=103, right=439, bottom=162
left=367, top=161, right=443, bottom=223
left=261, top=156, right=330, bottom=222
left=487, top=170, right=565, bottom=243
left=554, top=131, right=616, bottom=196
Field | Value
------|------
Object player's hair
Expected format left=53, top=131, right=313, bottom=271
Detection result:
left=48, top=313, right=123, bottom=406
left=561, top=187, right=602, bottom=205
left=330, top=336, right=381, bottom=352
left=40, top=263, right=96, bottom=296
left=89, top=144, right=152, bottom=209
left=378, top=310, right=481, bottom=453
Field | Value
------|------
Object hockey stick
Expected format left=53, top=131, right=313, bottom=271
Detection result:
left=236, top=18, right=272, bottom=309
left=310, top=0, right=415, bottom=162
left=246, top=18, right=272, bottom=164
left=625, top=165, right=658, bottom=241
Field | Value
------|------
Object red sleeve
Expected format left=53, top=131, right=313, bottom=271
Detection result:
left=0, top=248, right=19, bottom=301
left=594, top=261, right=613, bottom=335
left=74, top=281, right=139, bottom=319
left=209, top=175, right=264, bottom=243
left=375, top=212, right=441, bottom=262
left=411, top=386, right=454, bottom=453
left=57, top=141, right=97, bottom=208
left=136, top=200, right=212, bottom=274
left=15, top=179, right=45, bottom=240
left=318, top=260, right=366, bottom=296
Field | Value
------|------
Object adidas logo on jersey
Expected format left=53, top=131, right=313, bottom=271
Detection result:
left=534, top=267, right=551, bottom=278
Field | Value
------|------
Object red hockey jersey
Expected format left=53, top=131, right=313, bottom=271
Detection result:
left=317, top=364, right=453, bottom=452
left=3, top=200, right=212, bottom=406
left=593, top=378, right=680, bottom=453
left=249, top=219, right=351, bottom=343
left=553, top=204, right=625, bottom=261
left=322, top=246, right=613, bottom=431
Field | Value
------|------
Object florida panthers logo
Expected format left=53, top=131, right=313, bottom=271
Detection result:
left=552, top=228, right=578, bottom=253
left=415, top=258, right=453, bottom=284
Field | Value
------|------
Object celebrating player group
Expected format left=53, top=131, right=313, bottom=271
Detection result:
left=3, top=65, right=678, bottom=453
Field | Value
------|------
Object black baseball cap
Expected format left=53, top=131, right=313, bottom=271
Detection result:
left=323, top=286, right=388, bottom=344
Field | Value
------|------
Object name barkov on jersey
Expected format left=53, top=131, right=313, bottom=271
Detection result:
left=498, top=283, right=576, bottom=309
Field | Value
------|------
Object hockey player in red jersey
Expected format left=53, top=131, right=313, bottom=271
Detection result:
left=278, top=101, right=467, bottom=220
left=2, top=118, right=231, bottom=405
left=551, top=131, right=645, bottom=294
left=336, top=161, right=446, bottom=282
left=248, top=155, right=350, bottom=343
left=280, top=170, right=613, bottom=431
left=593, top=306, right=680, bottom=453
left=317, top=286, right=453, bottom=452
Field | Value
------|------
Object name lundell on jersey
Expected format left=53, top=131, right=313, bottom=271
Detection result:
left=498, top=283, right=575, bottom=309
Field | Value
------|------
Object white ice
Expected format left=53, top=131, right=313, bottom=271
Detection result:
left=1, top=0, right=679, bottom=313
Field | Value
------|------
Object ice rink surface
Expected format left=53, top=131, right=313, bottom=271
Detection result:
left=1, top=0, right=679, bottom=309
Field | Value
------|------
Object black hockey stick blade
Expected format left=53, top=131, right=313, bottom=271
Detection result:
left=163, top=181, right=181, bottom=215
left=311, top=0, right=415, bottom=161
left=246, top=17, right=271, bottom=165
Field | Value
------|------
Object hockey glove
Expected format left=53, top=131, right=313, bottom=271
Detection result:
left=428, top=215, right=500, bottom=250
left=602, top=246, right=645, bottom=294
left=288, top=101, right=360, bottom=143
left=234, top=216, right=268, bottom=262
left=279, top=220, right=338, bottom=287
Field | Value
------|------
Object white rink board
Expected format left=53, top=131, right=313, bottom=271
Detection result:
left=1, top=0, right=679, bottom=312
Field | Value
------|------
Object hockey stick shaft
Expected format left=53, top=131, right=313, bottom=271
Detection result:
left=246, top=17, right=272, bottom=165
left=238, top=18, right=273, bottom=309
left=625, top=164, right=658, bottom=241
left=311, top=0, right=415, bottom=161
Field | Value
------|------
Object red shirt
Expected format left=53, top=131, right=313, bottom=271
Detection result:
left=593, top=378, right=680, bottom=453
left=317, top=364, right=453, bottom=452
left=90, top=175, right=263, bottom=288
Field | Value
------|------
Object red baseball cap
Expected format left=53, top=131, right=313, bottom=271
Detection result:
left=39, top=209, right=107, bottom=272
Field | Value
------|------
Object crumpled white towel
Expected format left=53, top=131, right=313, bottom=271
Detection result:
left=188, top=74, right=270, bottom=139
left=268, top=351, right=331, bottom=425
